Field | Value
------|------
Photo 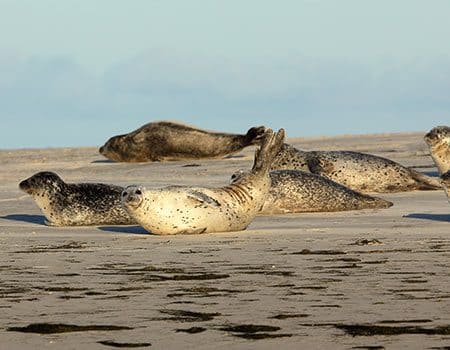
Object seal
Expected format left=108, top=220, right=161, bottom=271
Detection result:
left=271, top=143, right=441, bottom=193
left=99, top=121, right=267, bottom=162
left=121, top=128, right=285, bottom=234
left=230, top=169, right=393, bottom=214
left=19, top=171, right=135, bottom=226
left=424, top=125, right=450, bottom=175
left=441, top=171, right=450, bottom=205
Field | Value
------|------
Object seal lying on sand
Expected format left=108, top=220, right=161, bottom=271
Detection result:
left=231, top=169, right=393, bottom=214
left=121, top=128, right=285, bottom=234
left=19, top=172, right=134, bottom=226
left=271, top=144, right=441, bottom=193
left=99, top=121, right=267, bottom=162
left=424, top=125, right=450, bottom=175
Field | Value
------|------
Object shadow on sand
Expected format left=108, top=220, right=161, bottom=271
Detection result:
left=422, top=171, right=440, bottom=177
left=91, top=159, right=115, bottom=164
left=97, top=226, right=148, bottom=235
left=0, top=214, right=46, bottom=225
left=404, top=213, right=450, bottom=222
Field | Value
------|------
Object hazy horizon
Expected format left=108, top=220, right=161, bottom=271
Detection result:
left=1, top=1, right=449, bottom=149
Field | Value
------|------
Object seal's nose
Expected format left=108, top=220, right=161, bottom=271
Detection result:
left=19, top=180, right=32, bottom=194
left=99, top=146, right=104, bottom=154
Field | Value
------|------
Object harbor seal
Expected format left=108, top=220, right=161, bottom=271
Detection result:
left=424, top=125, right=450, bottom=175
left=121, top=128, right=285, bottom=234
left=271, top=144, right=441, bottom=193
left=19, top=172, right=134, bottom=226
left=99, top=121, right=267, bottom=162
left=441, top=171, right=450, bottom=205
left=230, top=169, right=393, bottom=214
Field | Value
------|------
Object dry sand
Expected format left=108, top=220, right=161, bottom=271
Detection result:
left=0, top=132, right=449, bottom=349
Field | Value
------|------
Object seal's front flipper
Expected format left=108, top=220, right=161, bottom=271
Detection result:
left=186, top=190, right=221, bottom=207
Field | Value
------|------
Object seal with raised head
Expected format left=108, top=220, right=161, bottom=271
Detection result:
left=271, top=144, right=441, bottom=193
left=424, top=125, right=450, bottom=175
left=99, top=121, right=267, bottom=162
left=121, top=128, right=285, bottom=234
left=19, top=172, right=134, bottom=226
left=230, top=169, right=393, bottom=214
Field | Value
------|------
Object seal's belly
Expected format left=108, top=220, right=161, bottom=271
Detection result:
left=137, top=190, right=259, bottom=234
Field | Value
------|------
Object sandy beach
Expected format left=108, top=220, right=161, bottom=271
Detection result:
left=0, top=132, right=449, bottom=349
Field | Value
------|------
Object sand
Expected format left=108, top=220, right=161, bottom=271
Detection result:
left=0, top=132, right=449, bottom=349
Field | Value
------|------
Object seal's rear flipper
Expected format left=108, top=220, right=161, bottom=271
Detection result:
left=410, top=169, right=442, bottom=190
left=252, top=129, right=285, bottom=175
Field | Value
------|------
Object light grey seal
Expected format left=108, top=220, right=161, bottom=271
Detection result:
left=19, top=172, right=134, bottom=226
left=424, top=125, right=450, bottom=175
left=99, top=121, right=267, bottom=162
left=230, top=169, right=393, bottom=214
left=121, top=128, right=285, bottom=234
left=271, top=144, right=441, bottom=193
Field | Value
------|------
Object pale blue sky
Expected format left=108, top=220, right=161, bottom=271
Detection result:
left=1, top=0, right=449, bottom=148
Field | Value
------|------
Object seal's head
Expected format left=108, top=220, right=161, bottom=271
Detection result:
left=19, top=172, right=64, bottom=196
left=99, top=134, right=128, bottom=161
left=245, top=126, right=267, bottom=145
left=424, top=126, right=450, bottom=148
left=121, top=185, right=145, bottom=209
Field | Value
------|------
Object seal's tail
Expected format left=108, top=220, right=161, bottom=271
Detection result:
left=244, top=126, right=268, bottom=145
left=410, top=169, right=442, bottom=190
left=252, top=128, right=285, bottom=175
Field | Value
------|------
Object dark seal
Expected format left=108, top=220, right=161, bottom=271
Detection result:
left=19, top=172, right=134, bottom=226
left=99, top=121, right=267, bottom=162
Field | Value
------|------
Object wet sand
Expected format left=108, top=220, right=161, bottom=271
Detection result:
left=0, top=132, right=449, bottom=349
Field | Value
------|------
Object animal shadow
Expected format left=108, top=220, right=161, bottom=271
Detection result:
left=404, top=213, right=450, bottom=222
left=0, top=214, right=46, bottom=225
left=97, top=226, right=148, bottom=235
left=91, top=159, right=115, bottom=164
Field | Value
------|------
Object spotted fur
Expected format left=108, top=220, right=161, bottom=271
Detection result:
left=19, top=172, right=134, bottom=226
left=232, top=169, right=392, bottom=214
left=440, top=171, right=450, bottom=205
left=271, top=144, right=441, bottom=193
left=121, top=129, right=285, bottom=234
left=424, top=125, right=450, bottom=175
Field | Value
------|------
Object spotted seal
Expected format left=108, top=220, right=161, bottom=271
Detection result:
left=19, top=172, right=134, bottom=226
left=230, top=169, right=393, bottom=214
left=424, top=125, right=450, bottom=175
left=441, top=171, right=450, bottom=205
left=121, top=128, right=285, bottom=234
left=99, top=121, right=267, bottom=162
left=271, top=144, right=441, bottom=193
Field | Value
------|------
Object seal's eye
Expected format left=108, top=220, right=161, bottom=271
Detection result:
left=135, top=189, right=142, bottom=195
left=122, top=191, right=128, bottom=197
left=231, top=174, right=237, bottom=180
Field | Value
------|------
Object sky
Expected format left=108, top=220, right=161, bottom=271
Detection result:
left=1, top=0, right=449, bottom=149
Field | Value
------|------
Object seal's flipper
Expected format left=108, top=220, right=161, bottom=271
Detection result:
left=186, top=190, right=221, bottom=207
left=252, top=129, right=285, bottom=175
